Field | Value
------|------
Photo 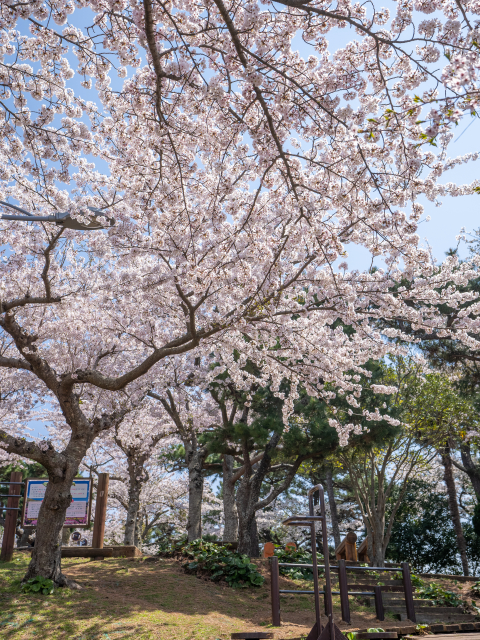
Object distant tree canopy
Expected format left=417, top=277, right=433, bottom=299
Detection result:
left=386, top=480, right=480, bottom=574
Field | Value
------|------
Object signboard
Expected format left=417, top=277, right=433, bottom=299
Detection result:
left=22, top=478, right=92, bottom=528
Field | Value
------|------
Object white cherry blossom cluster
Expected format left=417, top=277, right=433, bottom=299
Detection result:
left=0, top=0, right=480, bottom=473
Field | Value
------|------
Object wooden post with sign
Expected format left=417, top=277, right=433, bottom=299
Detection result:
left=1, top=472, right=23, bottom=562
left=92, top=473, right=109, bottom=551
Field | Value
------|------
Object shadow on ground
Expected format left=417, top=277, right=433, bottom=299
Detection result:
left=0, top=554, right=383, bottom=640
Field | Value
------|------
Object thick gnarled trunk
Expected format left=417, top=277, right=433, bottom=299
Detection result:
left=236, top=476, right=261, bottom=557
left=23, top=472, right=80, bottom=587
left=222, top=454, right=238, bottom=542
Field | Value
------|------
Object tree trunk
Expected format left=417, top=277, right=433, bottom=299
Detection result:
left=17, top=526, right=35, bottom=548
left=235, top=458, right=263, bottom=557
left=460, top=443, right=480, bottom=501
left=61, top=528, right=71, bottom=545
left=236, top=479, right=260, bottom=557
left=134, top=511, right=142, bottom=549
left=235, top=432, right=301, bottom=557
left=185, top=441, right=207, bottom=542
left=23, top=472, right=80, bottom=587
left=371, top=517, right=385, bottom=567
left=124, top=475, right=141, bottom=546
left=442, top=448, right=470, bottom=576
left=222, top=455, right=238, bottom=542
left=325, top=467, right=341, bottom=549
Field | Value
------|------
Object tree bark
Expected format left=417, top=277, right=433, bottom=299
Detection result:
left=185, top=440, right=207, bottom=541
left=222, top=454, right=238, bottom=542
left=325, top=467, right=341, bottom=550
left=460, top=443, right=480, bottom=501
left=134, top=511, right=142, bottom=549
left=236, top=477, right=261, bottom=557
left=124, top=478, right=141, bottom=546
left=371, top=516, right=386, bottom=567
left=23, top=471, right=81, bottom=587
left=442, top=448, right=470, bottom=576
left=17, top=526, right=35, bottom=548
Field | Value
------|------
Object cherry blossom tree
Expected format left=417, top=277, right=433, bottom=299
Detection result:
left=1, top=0, right=480, bottom=587
left=108, top=403, right=175, bottom=546
left=147, top=363, right=222, bottom=542
left=106, top=463, right=189, bottom=550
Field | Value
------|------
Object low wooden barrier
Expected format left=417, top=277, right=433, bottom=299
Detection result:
left=269, top=557, right=416, bottom=624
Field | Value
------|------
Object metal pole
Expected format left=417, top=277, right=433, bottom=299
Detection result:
left=373, top=586, right=384, bottom=621
left=401, top=562, right=416, bottom=623
left=338, top=559, right=351, bottom=623
left=270, top=556, right=281, bottom=626
left=0, top=472, right=22, bottom=562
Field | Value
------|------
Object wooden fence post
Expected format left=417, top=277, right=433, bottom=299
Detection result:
left=373, top=586, right=384, bottom=621
left=401, top=562, right=416, bottom=623
left=1, top=472, right=22, bottom=562
left=270, top=556, right=281, bottom=626
left=338, top=559, right=351, bottom=623
left=345, top=531, right=358, bottom=562
left=92, top=473, right=109, bottom=550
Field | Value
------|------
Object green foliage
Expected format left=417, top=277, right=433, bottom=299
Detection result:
left=346, top=629, right=384, bottom=640
left=410, top=574, right=425, bottom=588
left=20, top=576, right=55, bottom=595
left=471, top=581, right=480, bottom=598
left=386, top=480, right=464, bottom=573
left=274, top=546, right=315, bottom=580
left=416, top=582, right=465, bottom=608
left=159, top=538, right=265, bottom=588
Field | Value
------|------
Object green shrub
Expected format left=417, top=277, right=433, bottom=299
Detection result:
left=20, top=576, right=55, bottom=595
left=159, top=538, right=265, bottom=588
left=393, top=571, right=424, bottom=588
left=416, top=582, right=464, bottom=607
left=274, top=546, right=316, bottom=580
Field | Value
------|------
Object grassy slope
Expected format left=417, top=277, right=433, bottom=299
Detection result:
left=2, top=553, right=468, bottom=640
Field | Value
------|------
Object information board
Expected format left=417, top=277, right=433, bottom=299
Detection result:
left=22, top=478, right=92, bottom=528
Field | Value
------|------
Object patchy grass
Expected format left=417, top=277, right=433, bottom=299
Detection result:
left=0, top=554, right=392, bottom=640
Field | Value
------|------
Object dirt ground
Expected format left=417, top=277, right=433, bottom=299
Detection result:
left=0, top=554, right=478, bottom=640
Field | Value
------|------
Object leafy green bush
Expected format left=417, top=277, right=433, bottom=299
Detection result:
left=274, top=546, right=315, bottom=580
left=416, top=582, right=464, bottom=607
left=159, top=538, right=264, bottom=588
left=410, top=573, right=425, bottom=588
left=20, top=576, right=55, bottom=595
left=393, top=571, right=425, bottom=588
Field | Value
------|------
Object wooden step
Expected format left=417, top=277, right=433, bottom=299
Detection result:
left=346, top=584, right=409, bottom=592
left=395, top=613, right=478, bottom=624
left=385, top=606, right=467, bottom=613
